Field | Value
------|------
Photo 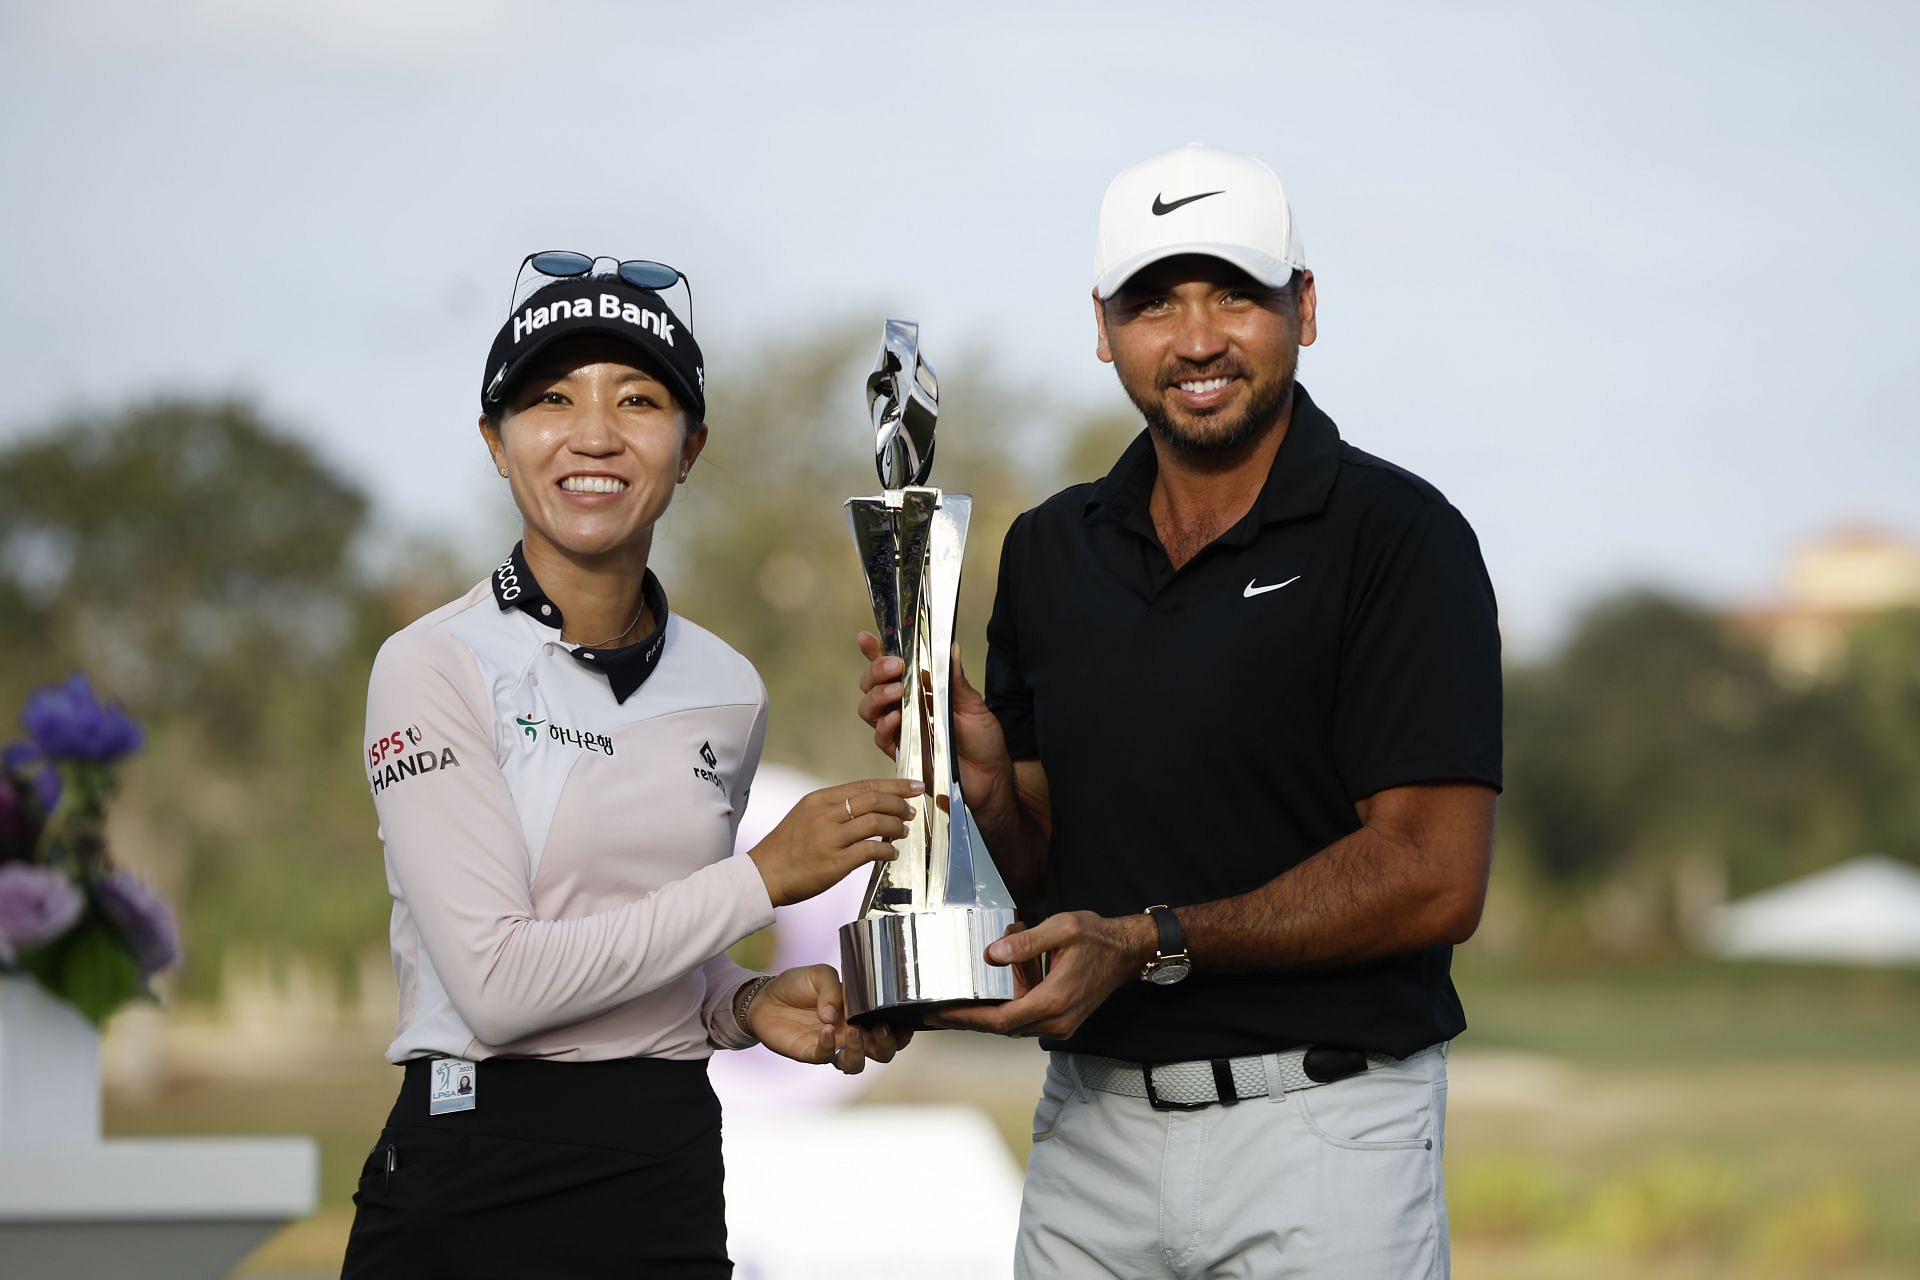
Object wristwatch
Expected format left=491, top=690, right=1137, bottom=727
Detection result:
left=1139, top=904, right=1192, bottom=985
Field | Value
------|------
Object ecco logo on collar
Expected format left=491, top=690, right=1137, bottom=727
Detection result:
left=495, top=559, right=522, bottom=601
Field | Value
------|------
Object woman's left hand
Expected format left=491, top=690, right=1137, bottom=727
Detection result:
left=745, top=964, right=913, bottom=1074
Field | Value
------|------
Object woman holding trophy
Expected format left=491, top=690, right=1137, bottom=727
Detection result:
left=340, top=252, right=915, bottom=1277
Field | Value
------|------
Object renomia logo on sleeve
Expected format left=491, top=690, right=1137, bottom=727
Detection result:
left=692, top=740, right=724, bottom=792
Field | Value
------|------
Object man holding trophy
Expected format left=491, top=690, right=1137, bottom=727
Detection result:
left=856, top=145, right=1502, bottom=1277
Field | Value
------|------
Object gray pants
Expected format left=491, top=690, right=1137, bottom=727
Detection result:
left=1015, top=1044, right=1450, bottom=1279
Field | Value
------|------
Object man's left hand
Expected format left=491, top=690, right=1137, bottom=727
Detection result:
left=934, top=911, right=1153, bottom=1039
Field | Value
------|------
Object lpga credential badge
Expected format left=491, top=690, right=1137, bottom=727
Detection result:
left=429, top=1057, right=477, bottom=1116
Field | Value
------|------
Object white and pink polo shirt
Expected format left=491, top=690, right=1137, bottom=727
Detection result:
left=364, top=547, right=773, bottom=1065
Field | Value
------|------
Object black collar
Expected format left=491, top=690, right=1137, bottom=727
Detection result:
left=1085, top=382, right=1342, bottom=549
left=491, top=543, right=671, bottom=704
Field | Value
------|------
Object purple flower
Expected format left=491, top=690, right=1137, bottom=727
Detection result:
left=2, top=742, right=62, bottom=815
left=0, top=863, right=84, bottom=952
left=96, top=870, right=182, bottom=976
left=22, top=675, right=145, bottom=763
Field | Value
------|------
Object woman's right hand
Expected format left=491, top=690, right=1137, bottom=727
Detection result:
left=746, top=778, right=923, bottom=907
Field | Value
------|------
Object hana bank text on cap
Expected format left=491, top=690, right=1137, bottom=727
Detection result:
left=1093, top=143, right=1306, bottom=300
left=481, top=274, right=706, bottom=423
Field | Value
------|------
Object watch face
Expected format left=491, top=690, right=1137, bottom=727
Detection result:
left=1146, top=958, right=1192, bottom=986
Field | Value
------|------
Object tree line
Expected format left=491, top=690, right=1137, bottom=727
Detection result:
left=1, top=333, right=1911, bottom=990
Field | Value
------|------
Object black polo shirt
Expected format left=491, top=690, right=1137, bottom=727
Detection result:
left=984, top=383, right=1501, bottom=1062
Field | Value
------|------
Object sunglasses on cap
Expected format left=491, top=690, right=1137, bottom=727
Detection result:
left=509, top=251, right=694, bottom=326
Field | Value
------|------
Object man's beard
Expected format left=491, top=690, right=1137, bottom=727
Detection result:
left=1126, top=363, right=1295, bottom=457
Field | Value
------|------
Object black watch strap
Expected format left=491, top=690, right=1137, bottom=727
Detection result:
left=1146, top=904, right=1185, bottom=959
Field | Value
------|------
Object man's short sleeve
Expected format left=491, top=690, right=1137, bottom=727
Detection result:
left=1334, top=501, right=1503, bottom=802
left=985, top=511, right=1039, bottom=760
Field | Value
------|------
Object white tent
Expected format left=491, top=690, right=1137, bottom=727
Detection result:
left=1706, top=854, right=1920, bottom=964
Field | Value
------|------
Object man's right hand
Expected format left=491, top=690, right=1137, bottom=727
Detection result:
left=746, top=778, right=922, bottom=907
left=855, top=633, right=1021, bottom=840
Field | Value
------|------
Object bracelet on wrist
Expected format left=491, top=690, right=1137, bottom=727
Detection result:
left=733, top=974, right=776, bottom=1036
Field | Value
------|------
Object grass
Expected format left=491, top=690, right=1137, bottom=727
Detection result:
left=1443, top=956, right=1920, bottom=1277
left=1456, top=953, right=1920, bottom=1065
left=99, top=954, right=1920, bottom=1277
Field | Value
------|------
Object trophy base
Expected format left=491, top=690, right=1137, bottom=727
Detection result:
left=839, top=907, right=1018, bottom=1027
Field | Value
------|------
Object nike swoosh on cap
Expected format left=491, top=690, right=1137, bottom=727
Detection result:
left=1151, top=190, right=1224, bottom=216
left=1244, top=576, right=1301, bottom=598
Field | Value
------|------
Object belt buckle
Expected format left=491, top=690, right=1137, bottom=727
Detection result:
left=1142, top=1063, right=1211, bottom=1112
left=1302, top=1046, right=1371, bottom=1085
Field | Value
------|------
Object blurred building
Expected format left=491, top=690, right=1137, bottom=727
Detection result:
left=1730, top=526, right=1920, bottom=679
left=1706, top=854, right=1920, bottom=965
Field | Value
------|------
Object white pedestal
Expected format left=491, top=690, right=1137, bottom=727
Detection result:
left=0, top=972, right=102, bottom=1146
left=0, top=976, right=318, bottom=1279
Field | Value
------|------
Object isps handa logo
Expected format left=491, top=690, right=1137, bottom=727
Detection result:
left=368, top=724, right=460, bottom=795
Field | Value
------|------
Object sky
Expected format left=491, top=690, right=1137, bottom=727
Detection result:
left=1, top=0, right=1915, bottom=652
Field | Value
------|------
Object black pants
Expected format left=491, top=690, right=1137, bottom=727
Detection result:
left=341, top=1056, right=730, bottom=1279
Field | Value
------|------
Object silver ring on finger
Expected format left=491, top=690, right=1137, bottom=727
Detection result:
left=844, top=797, right=854, bottom=820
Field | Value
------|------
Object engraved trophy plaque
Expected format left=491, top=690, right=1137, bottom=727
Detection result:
left=839, top=319, right=1017, bottom=1026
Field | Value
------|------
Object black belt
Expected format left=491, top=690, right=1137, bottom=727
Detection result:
left=1068, top=1047, right=1397, bottom=1110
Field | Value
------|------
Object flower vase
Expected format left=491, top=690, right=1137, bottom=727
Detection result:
left=0, top=974, right=102, bottom=1147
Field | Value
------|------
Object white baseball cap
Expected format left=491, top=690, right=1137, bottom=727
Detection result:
left=1092, top=143, right=1306, bottom=300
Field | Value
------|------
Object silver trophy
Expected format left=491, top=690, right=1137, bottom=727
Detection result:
left=839, top=320, right=1017, bottom=1026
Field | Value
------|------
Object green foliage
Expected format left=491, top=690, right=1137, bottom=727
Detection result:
left=20, top=914, right=149, bottom=1026
left=1745, top=1181, right=1871, bottom=1273
left=1451, top=1151, right=1872, bottom=1269
left=1449, top=1152, right=1576, bottom=1239
left=1570, top=1153, right=1745, bottom=1256
left=668, top=323, right=1068, bottom=783
left=1499, top=591, right=1920, bottom=944
left=0, top=398, right=368, bottom=736
left=14, top=354, right=1911, bottom=1000
left=0, top=344, right=1125, bottom=994
left=1457, top=953, right=1920, bottom=1065
left=1504, top=593, right=1777, bottom=886
left=1838, top=608, right=1920, bottom=857
left=0, top=399, right=407, bottom=995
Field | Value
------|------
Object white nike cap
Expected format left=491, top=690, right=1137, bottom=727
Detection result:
left=1092, top=143, right=1306, bottom=300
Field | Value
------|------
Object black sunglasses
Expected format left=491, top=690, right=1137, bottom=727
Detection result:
left=510, top=251, right=693, bottom=325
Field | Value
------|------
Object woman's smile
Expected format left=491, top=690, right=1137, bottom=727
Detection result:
left=556, top=473, right=630, bottom=496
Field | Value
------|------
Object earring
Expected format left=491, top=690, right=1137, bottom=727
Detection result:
left=498, top=467, right=509, bottom=478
